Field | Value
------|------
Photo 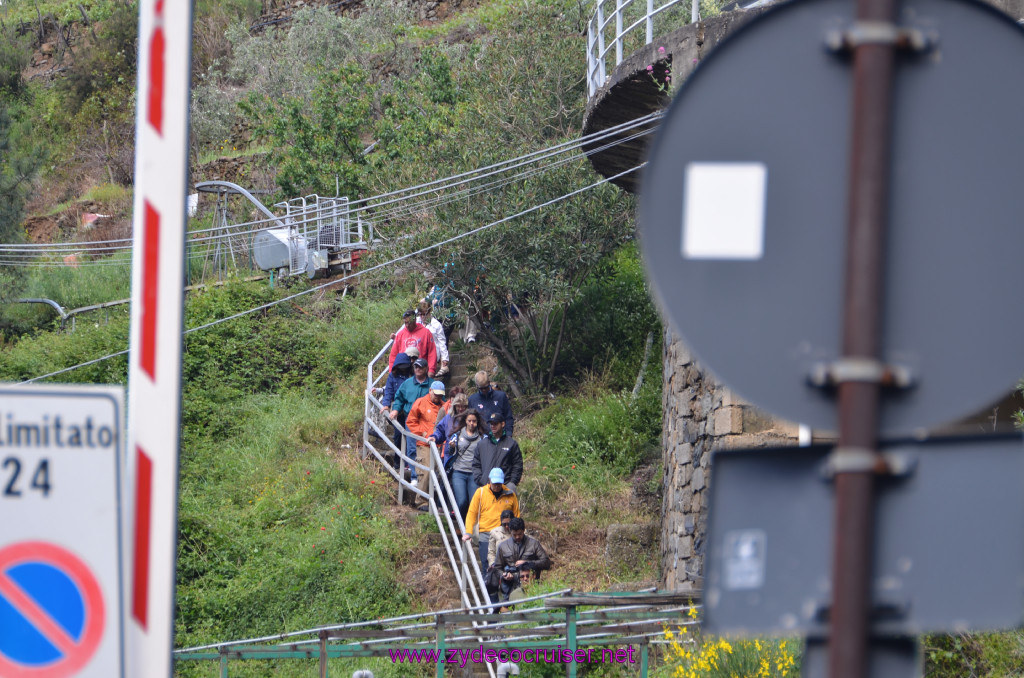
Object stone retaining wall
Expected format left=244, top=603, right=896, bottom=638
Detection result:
left=660, top=327, right=799, bottom=591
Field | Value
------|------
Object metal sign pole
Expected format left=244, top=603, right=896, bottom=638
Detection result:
left=831, top=0, right=898, bottom=673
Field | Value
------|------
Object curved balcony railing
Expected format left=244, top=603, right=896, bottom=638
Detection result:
left=586, top=0, right=698, bottom=96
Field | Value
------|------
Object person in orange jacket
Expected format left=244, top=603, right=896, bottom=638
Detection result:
left=405, top=381, right=446, bottom=510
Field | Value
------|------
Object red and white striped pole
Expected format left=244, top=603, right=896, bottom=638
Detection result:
left=125, top=0, right=192, bottom=675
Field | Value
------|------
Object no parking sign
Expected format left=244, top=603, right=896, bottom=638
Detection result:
left=0, top=385, right=124, bottom=677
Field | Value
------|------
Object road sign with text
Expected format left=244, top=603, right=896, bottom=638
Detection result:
left=0, top=384, right=125, bottom=678
left=704, top=435, right=1024, bottom=636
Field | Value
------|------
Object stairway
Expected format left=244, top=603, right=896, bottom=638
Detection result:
left=362, top=337, right=495, bottom=672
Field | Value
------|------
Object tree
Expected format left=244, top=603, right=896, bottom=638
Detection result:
left=0, top=101, right=43, bottom=302
left=241, top=65, right=375, bottom=198
left=362, top=0, right=637, bottom=393
left=411, top=168, right=634, bottom=394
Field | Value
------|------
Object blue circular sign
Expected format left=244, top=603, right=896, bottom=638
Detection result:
left=0, top=542, right=105, bottom=677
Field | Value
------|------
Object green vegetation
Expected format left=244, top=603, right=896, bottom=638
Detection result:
left=6, top=0, right=1018, bottom=673
left=659, top=618, right=800, bottom=678
left=0, top=99, right=44, bottom=302
left=176, top=390, right=412, bottom=644
left=0, top=0, right=123, bottom=24
left=924, top=632, right=1024, bottom=677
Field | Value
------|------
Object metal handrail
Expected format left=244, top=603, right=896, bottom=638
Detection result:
left=174, top=594, right=698, bottom=678
left=363, top=339, right=500, bottom=678
left=363, top=394, right=491, bottom=604
left=586, top=0, right=695, bottom=96
left=175, top=589, right=575, bottom=655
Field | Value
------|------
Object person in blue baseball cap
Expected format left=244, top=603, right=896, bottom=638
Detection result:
left=462, top=467, right=519, bottom=571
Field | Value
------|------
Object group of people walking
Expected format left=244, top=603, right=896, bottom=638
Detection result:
left=378, top=305, right=550, bottom=604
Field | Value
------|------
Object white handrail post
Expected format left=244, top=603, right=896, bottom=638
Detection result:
left=646, top=0, right=654, bottom=43
left=596, top=0, right=607, bottom=85
left=461, top=546, right=469, bottom=604
left=427, top=441, right=436, bottom=508
left=398, top=433, right=406, bottom=506
left=587, top=18, right=598, bottom=96
left=615, top=0, right=623, bottom=65
left=362, top=395, right=371, bottom=462
left=691, top=0, right=699, bottom=23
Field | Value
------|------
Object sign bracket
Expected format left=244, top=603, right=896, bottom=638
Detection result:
left=807, top=359, right=915, bottom=390
left=824, top=22, right=937, bottom=52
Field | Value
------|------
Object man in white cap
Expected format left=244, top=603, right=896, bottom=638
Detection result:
left=462, top=467, right=519, bottom=571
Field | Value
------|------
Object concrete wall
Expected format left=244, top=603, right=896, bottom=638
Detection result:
left=987, top=0, right=1024, bottom=19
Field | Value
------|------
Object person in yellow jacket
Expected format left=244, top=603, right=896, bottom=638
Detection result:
left=462, top=467, right=520, bottom=570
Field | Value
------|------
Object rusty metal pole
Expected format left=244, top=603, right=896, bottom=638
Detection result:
left=319, top=630, right=329, bottom=678
left=830, top=0, right=899, bottom=675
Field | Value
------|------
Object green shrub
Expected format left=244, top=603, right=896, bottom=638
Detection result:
left=61, top=2, right=138, bottom=112
left=558, top=243, right=662, bottom=389
left=535, top=379, right=662, bottom=481
left=0, top=29, right=31, bottom=95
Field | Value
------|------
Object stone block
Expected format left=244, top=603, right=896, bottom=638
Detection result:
left=720, top=388, right=746, bottom=408
left=771, top=420, right=801, bottom=439
left=698, top=392, right=714, bottom=417
left=713, top=406, right=743, bottom=436
left=740, top=406, right=781, bottom=434
left=680, top=386, right=698, bottom=407
left=691, top=466, right=705, bottom=491
left=715, top=434, right=753, bottom=451
left=677, top=535, right=694, bottom=558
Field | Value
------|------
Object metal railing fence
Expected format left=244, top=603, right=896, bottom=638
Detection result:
left=586, top=0, right=696, bottom=96
left=175, top=591, right=702, bottom=678
left=362, top=339, right=497, bottom=676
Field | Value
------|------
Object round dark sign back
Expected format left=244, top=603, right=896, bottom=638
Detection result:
left=640, top=0, right=1024, bottom=435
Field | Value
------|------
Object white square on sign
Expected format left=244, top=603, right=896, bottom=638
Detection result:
left=682, top=162, right=767, bottom=260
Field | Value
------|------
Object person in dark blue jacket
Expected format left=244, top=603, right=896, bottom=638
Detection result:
left=381, top=351, right=415, bottom=456
left=430, top=393, right=469, bottom=453
left=389, top=358, right=431, bottom=479
left=468, top=371, right=514, bottom=435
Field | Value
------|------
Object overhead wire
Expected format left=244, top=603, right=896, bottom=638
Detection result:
left=0, top=126, right=655, bottom=268
left=0, top=114, right=661, bottom=264
left=0, top=115, right=658, bottom=263
left=15, top=162, right=645, bottom=385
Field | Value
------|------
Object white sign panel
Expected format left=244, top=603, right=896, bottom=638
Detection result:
left=723, top=529, right=767, bottom=591
left=126, top=0, right=192, bottom=675
left=682, top=162, right=767, bottom=260
left=0, top=384, right=124, bottom=678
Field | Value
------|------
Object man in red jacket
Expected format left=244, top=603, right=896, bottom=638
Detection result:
left=389, top=309, right=438, bottom=376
